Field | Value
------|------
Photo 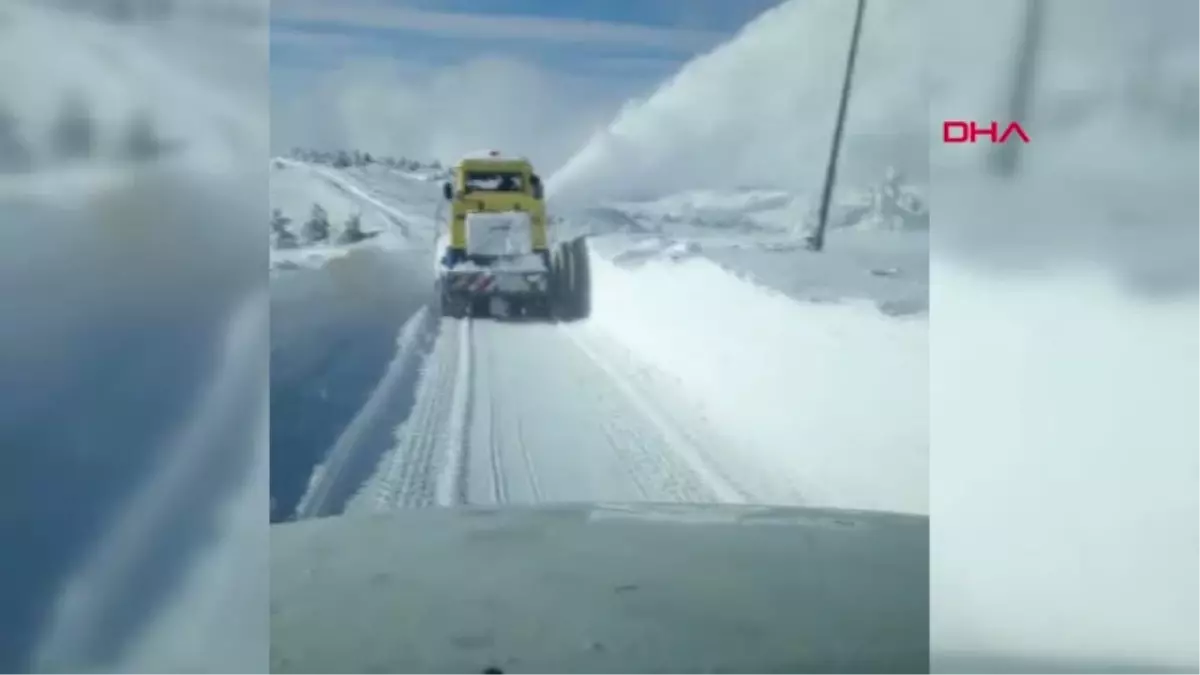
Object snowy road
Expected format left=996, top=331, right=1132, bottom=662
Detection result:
left=270, top=160, right=927, bottom=523
left=272, top=249, right=755, bottom=523
left=351, top=316, right=750, bottom=512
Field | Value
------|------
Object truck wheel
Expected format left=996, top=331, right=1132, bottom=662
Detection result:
left=553, top=238, right=589, bottom=322
left=571, top=238, right=591, bottom=320
left=556, top=241, right=579, bottom=321
left=550, top=244, right=568, bottom=320
left=471, top=295, right=490, bottom=318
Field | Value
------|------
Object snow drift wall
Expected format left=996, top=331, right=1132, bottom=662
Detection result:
left=548, top=0, right=926, bottom=203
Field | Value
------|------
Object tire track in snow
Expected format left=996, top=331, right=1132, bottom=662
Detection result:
left=434, top=318, right=473, bottom=507
left=559, top=326, right=755, bottom=505
left=513, top=416, right=543, bottom=502
left=364, top=314, right=757, bottom=511
left=600, top=423, right=653, bottom=500
left=483, top=333, right=509, bottom=505
left=377, top=318, right=469, bottom=508
left=455, top=319, right=512, bottom=506
left=461, top=321, right=733, bottom=506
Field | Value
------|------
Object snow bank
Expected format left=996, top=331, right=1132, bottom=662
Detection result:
left=588, top=197, right=928, bottom=318
left=927, top=1, right=1197, bottom=669
left=45, top=295, right=270, bottom=674
left=931, top=263, right=1198, bottom=671
left=584, top=254, right=927, bottom=515
left=548, top=0, right=926, bottom=202
left=0, top=2, right=267, bottom=671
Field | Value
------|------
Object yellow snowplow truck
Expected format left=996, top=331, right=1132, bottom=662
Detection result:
left=437, top=151, right=590, bottom=321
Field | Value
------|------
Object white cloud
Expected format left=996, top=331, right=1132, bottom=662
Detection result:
left=267, top=2, right=784, bottom=173
left=272, top=54, right=636, bottom=173
left=271, top=0, right=724, bottom=51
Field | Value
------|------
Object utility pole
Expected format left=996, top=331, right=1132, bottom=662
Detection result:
left=988, top=0, right=1044, bottom=178
left=807, top=0, right=867, bottom=252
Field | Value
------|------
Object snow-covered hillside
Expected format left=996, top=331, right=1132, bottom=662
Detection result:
left=270, top=159, right=423, bottom=271
left=581, top=168, right=926, bottom=238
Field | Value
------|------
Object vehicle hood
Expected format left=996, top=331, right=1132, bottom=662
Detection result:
left=270, top=503, right=928, bottom=674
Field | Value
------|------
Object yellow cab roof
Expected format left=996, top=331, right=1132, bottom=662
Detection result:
left=456, top=152, right=534, bottom=174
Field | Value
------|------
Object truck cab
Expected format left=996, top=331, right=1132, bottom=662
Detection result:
left=441, top=151, right=547, bottom=266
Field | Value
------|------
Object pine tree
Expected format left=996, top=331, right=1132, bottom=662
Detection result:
left=51, top=92, right=95, bottom=160
left=122, top=111, right=167, bottom=161
left=0, top=104, right=33, bottom=172
left=303, top=203, right=330, bottom=243
left=337, top=212, right=366, bottom=244
left=271, top=208, right=298, bottom=248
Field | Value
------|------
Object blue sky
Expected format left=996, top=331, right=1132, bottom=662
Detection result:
left=269, top=0, right=785, bottom=163
left=271, top=0, right=783, bottom=73
left=303, top=0, right=785, bottom=31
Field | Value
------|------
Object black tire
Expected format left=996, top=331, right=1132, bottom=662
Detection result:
left=563, top=242, right=583, bottom=321
left=549, top=249, right=562, bottom=312
left=562, top=244, right=577, bottom=320
left=570, top=237, right=591, bottom=320
left=470, top=295, right=490, bottom=318
left=550, top=244, right=572, bottom=321
left=554, top=238, right=589, bottom=322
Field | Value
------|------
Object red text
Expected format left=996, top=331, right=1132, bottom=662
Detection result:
left=943, top=121, right=1030, bottom=144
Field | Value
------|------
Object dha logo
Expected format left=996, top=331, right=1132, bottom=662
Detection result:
left=943, top=121, right=1030, bottom=144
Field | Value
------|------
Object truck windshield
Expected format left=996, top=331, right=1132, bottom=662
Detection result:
left=465, top=171, right=525, bottom=193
